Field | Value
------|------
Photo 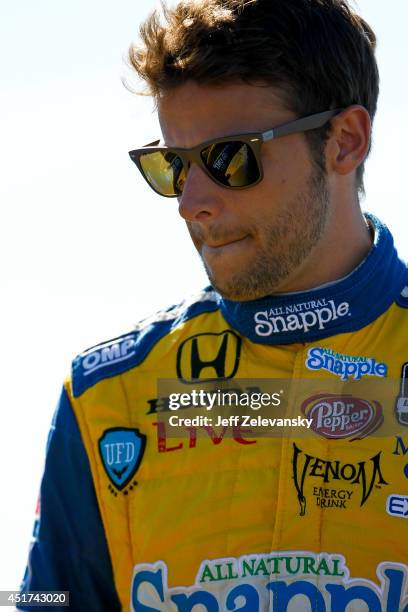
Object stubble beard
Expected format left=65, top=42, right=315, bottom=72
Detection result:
left=198, top=164, right=330, bottom=301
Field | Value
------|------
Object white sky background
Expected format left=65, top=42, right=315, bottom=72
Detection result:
left=0, top=0, right=407, bottom=593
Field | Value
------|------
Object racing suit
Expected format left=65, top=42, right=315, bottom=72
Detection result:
left=20, top=214, right=408, bottom=611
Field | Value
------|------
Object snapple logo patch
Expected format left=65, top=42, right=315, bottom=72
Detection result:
left=302, top=394, right=383, bottom=440
left=254, top=299, right=349, bottom=336
left=305, top=347, right=388, bottom=381
left=131, top=555, right=408, bottom=611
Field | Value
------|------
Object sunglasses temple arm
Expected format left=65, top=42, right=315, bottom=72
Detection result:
left=262, top=109, right=342, bottom=142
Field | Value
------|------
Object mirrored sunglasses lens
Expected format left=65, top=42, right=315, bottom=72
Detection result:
left=139, top=151, right=186, bottom=196
left=200, top=141, right=260, bottom=187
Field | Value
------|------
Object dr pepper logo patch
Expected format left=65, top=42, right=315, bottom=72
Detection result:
left=301, top=393, right=383, bottom=440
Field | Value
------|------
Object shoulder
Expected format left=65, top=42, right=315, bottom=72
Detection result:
left=70, top=287, right=220, bottom=397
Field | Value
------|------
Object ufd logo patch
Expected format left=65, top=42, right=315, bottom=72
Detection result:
left=98, top=428, right=146, bottom=491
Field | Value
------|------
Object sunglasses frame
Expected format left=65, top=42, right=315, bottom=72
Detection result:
left=128, top=109, right=343, bottom=198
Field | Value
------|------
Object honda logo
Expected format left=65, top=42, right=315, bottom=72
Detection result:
left=176, top=330, right=241, bottom=382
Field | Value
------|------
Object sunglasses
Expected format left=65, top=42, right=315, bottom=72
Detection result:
left=128, top=109, right=342, bottom=198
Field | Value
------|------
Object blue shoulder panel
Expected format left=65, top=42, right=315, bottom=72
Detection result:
left=72, top=288, right=220, bottom=397
left=18, top=387, right=121, bottom=611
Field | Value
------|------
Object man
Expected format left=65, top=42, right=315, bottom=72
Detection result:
left=20, top=0, right=408, bottom=610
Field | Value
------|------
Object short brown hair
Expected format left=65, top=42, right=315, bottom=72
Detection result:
left=129, top=0, right=379, bottom=194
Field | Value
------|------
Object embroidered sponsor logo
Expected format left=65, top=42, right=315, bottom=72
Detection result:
left=79, top=336, right=137, bottom=376
left=305, top=347, right=388, bottom=381
left=392, top=436, right=408, bottom=456
left=151, top=419, right=257, bottom=453
left=301, top=393, right=383, bottom=439
left=254, top=298, right=350, bottom=337
left=387, top=494, right=408, bottom=518
left=98, top=428, right=146, bottom=495
left=395, top=362, right=408, bottom=425
left=176, top=330, right=241, bottom=382
left=291, top=443, right=387, bottom=516
left=147, top=385, right=260, bottom=453
left=392, top=436, right=408, bottom=479
left=313, top=487, right=353, bottom=509
left=131, top=555, right=408, bottom=611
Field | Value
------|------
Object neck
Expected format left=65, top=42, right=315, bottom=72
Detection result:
left=274, top=201, right=373, bottom=294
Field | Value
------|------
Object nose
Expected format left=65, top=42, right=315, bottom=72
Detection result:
left=178, top=163, right=224, bottom=222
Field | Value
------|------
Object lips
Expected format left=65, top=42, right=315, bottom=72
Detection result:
left=201, top=235, right=250, bottom=259
left=203, top=235, right=249, bottom=249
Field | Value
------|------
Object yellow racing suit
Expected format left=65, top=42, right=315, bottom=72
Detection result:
left=20, top=214, right=408, bottom=611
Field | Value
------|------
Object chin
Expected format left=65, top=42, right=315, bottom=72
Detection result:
left=208, top=276, right=261, bottom=302
left=203, top=255, right=287, bottom=301
left=207, top=265, right=289, bottom=301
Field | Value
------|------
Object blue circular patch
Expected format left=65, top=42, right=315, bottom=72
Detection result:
left=404, top=464, right=408, bottom=479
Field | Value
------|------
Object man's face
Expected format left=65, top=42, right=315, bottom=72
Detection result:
left=158, top=81, right=330, bottom=301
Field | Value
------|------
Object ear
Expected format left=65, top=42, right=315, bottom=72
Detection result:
left=326, top=105, right=371, bottom=177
